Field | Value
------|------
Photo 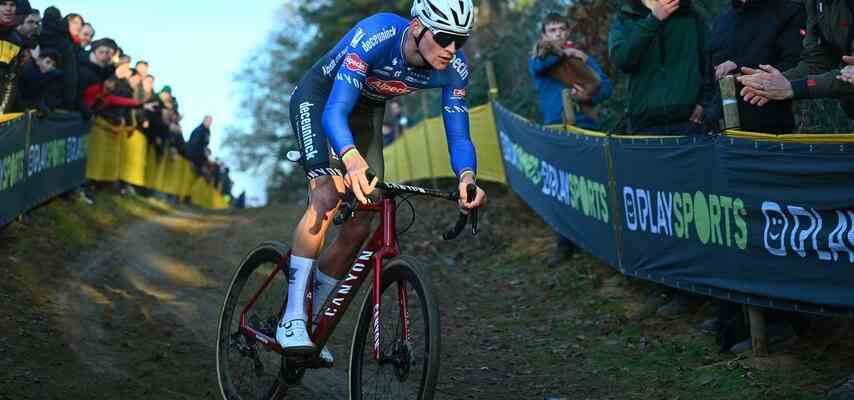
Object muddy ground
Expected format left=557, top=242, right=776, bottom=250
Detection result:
left=2, top=186, right=853, bottom=399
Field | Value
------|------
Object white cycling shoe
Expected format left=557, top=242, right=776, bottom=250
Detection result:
left=276, top=319, right=316, bottom=354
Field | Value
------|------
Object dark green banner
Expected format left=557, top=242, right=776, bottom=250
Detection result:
left=494, top=101, right=854, bottom=315
left=0, top=113, right=89, bottom=226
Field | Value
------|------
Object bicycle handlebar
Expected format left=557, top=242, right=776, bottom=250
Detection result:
left=442, top=184, right=478, bottom=240
left=332, top=178, right=479, bottom=241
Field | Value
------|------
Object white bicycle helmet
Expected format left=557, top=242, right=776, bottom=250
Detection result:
left=411, top=0, right=475, bottom=35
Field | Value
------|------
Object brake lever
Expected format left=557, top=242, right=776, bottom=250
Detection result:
left=442, top=184, right=479, bottom=240
left=467, top=184, right=479, bottom=236
left=333, top=191, right=357, bottom=226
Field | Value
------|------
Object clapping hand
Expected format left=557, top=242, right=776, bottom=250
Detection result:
left=737, top=65, right=793, bottom=106
left=836, top=55, right=854, bottom=85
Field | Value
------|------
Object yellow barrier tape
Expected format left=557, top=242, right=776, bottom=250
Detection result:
left=725, top=129, right=854, bottom=143
left=119, top=129, right=147, bottom=186
left=0, top=112, right=23, bottom=125
left=85, top=117, right=121, bottom=182
left=383, top=103, right=506, bottom=184
left=78, top=117, right=228, bottom=209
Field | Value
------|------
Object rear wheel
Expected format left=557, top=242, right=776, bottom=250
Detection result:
left=216, top=242, right=300, bottom=400
left=348, top=256, right=441, bottom=400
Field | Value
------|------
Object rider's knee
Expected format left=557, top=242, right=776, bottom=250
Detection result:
left=307, top=181, right=341, bottom=216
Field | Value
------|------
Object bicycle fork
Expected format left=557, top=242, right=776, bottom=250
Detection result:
left=371, top=253, right=411, bottom=363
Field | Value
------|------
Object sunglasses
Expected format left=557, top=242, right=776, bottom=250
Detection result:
left=430, top=29, right=469, bottom=49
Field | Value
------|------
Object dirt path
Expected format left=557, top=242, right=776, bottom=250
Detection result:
left=54, top=206, right=350, bottom=399
left=10, top=188, right=842, bottom=400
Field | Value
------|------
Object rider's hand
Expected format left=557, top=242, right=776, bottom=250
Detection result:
left=458, top=172, right=486, bottom=213
left=342, top=148, right=377, bottom=204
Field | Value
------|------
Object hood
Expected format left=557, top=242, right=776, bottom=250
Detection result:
left=40, top=6, right=66, bottom=38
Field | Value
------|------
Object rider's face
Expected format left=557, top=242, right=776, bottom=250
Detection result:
left=542, top=22, right=568, bottom=42
left=418, top=27, right=457, bottom=70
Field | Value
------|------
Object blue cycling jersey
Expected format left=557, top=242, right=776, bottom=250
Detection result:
left=316, top=13, right=476, bottom=176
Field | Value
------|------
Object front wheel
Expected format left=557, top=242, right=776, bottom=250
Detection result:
left=216, top=241, right=294, bottom=400
left=348, top=256, right=441, bottom=400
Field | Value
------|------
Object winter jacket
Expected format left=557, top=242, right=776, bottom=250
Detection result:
left=785, top=0, right=854, bottom=117
left=705, top=0, right=805, bottom=132
left=0, top=28, right=25, bottom=113
left=20, top=61, right=64, bottom=110
left=39, top=7, right=78, bottom=111
left=608, top=0, right=712, bottom=132
left=186, top=123, right=210, bottom=162
left=528, top=53, right=612, bottom=128
left=98, top=78, right=135, bottom=124
left=82, top=83, right=144, bottom=112
left=77, top=54, right=115, bottom=115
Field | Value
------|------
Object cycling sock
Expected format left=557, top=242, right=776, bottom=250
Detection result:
left=283, top=255, right=315, bottom=322
left=312, top=269, right=339, bottom=321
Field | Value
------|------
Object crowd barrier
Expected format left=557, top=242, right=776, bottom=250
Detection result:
left=382, top=101, right=854, bottom=315
left=383, top=103, right=506, bottom=184
left=1, top=112, right=230, bottom=227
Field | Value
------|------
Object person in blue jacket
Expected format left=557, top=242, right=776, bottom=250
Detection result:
left=528, top=12, right=612, bottom=267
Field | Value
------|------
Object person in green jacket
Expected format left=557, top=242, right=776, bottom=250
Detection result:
left=739, top=0, right=854, bottom=118
left=608, top=0, right=712, bottom=134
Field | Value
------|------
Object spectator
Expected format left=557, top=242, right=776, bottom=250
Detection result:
left=608, top=0, right=711, bottom=134
left=78, top=22, right=93, bottom=49
left=529, top=12, right=612, bottom=268
left=609, top=0, right=712, bottom=316
left=703, top=0, right=804, bottom=134
left=0, top=0, right=26, bottom=113
left=382, top=100, right=405, bottom=146
left=529, top=12, right=612, bottom=130
left=739, top=0, right=854, bottom=120
left=15, top=7, right=39, bottom=49
left=77, top=37, right=117, bottom=116
left=736, top=3, right=854, bottom=398
left=20, top=47, right=62, bottom=111
left=186, top=115, right=212, bottom=172
left=39, top=6, right=78, bottom=110
left=64, top=13, right=82, bottom=45
left=98, top=58, right=135, bottom=125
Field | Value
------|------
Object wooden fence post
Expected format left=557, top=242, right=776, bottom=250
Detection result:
left=486, top=61, right=499, bottom=101
left=562, top=89, right=576, bottom=128
left=719, top=75, right=741, bottom=130
left=747, top=305, right=769, bottom=357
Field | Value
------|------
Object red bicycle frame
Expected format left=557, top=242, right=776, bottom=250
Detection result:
left=238, top=197, right=409, bottom=362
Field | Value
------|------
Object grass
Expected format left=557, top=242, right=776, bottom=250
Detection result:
left=393, top=181, right=849, bottom=399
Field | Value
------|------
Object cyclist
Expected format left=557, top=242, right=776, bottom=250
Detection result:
left=278, top=0, right=487, bottom=362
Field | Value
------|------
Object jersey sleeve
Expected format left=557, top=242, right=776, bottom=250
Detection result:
left=321, top=21, right=386, bottom=156
left=441, top=62, right=476, bottom=177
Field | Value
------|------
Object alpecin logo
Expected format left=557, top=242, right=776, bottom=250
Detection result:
left=451, top=88, right=467, bottom=99
left=365, top=77, right=412, bottom=96
left=344, top=53, right=368, bottom=75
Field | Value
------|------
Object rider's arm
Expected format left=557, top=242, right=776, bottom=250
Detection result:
left=322, top=52, right=369, bottom=157
left=441, top=85, right=477, bottom=179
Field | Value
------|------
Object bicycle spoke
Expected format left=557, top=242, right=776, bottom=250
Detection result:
left=358, top=277, right=429, bottom=399
left=218, top=258, right=288, bottom=400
